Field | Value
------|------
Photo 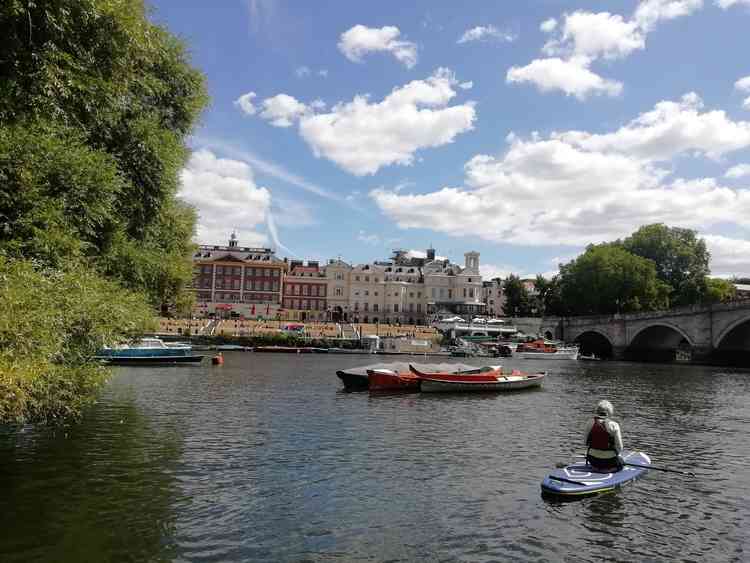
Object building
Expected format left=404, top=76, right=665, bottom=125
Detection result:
left=323, top=248, right=485, bottom=324
left=191, top=233, right=286, bottom=318
left=483, top=279, right=505, bottom=317
left=282, top=260, right=327, bottom=321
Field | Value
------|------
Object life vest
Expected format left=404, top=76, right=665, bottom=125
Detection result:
left=586, top=417, right=615, bottom=451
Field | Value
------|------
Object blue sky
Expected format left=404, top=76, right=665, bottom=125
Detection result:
left=152, top=0, right=750, bottom=278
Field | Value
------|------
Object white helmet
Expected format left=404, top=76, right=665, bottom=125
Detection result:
left=595, top=400, right=614, bottom=418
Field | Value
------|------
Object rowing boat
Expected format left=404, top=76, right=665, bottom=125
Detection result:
left=540, top=450, right=651, bottom=498
left=409, top=364, right=545, bottom=393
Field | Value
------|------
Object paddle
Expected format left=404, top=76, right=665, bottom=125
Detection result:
left=562, top=457, right=697, bottom=477
left=623, top=462, right=696, bottom=477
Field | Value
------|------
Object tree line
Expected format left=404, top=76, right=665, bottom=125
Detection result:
left=0, top=0, right=208, bottom=423
left=500, top=224, right=737, bottom=318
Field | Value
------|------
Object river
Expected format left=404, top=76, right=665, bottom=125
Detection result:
left=1, top=354, right=749, bottom=562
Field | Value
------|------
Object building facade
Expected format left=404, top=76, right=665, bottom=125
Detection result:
left=323, top=248, right=485, bottom=324
left=482, top=279, right=505, bottom=317
left=281, top=260, right=327, bottom=321
left=190, top=233, right=286, bottom=318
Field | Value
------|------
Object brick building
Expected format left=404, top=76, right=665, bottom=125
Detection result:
left=191, top=233, right=286, bottom=318
left=281, top=260, right=328, bottom=321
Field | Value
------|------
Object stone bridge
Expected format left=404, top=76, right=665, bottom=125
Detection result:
left=540, top=300, right=750, bottom=362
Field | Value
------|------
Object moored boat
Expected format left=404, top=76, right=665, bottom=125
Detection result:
left=516, top=339, right=579, bottom=360
left=95, top=337, right=204, bottom=365
left=367, top=369, right=420, bottom=391
left=337, top=362, right=490, bottom=391
left=409, top=364, right=545, bottom=393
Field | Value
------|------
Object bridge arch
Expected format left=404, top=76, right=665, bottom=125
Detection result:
left=713, top=315, right=750, bottom=349
left=572, top=329, right=614, bottom=359
left=627, top=322, right=694, bottom=362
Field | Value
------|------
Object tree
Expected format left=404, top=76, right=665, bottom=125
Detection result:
left=503, top=274, right=533, bottom=316
left=536, top=275, right=566, bottom=317
left=559, top=243, right=671, bottom=316
left=621, top=224, right=711, bottom=307
left=704, top=278, right=736, bottom=304
left=0, top=0, right=208, bottom=422
left=0, top=0, right=208, bottom=308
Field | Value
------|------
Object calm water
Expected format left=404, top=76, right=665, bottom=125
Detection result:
left=1, top=354, right=749, bottom=562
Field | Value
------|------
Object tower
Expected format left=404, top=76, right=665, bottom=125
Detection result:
left=464, top=251, right=480, bottom=272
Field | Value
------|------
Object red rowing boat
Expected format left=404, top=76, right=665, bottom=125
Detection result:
left=366, top=369, right=420, bottom=391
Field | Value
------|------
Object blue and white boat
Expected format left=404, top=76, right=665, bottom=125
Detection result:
left=95, top=337, right=204, bottom=365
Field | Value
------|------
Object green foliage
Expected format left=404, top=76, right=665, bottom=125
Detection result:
left=621, top=224, right=711, bottom=307
left=704, top=278, right=736, bottom=304
left=535, top=275, right=566, bottom=317
left=502, top=274, right=533, bottom=316
left=559, top=243, right=671, bottom=316
left=0, top=0, right=208, bottom=422
left=0, top=257, right=155, bottom=423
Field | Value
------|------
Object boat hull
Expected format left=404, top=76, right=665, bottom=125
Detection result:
left=541, top=451, right=650, bottom=498
left=518, top=349, right=579, bottom=360
left=367, top=370, right=420, bottom=392
left=97, top=354, right=205, bottom=365
left=420, top=373, right=544, bottom=393
left=337, top=370, right=370, bottom=390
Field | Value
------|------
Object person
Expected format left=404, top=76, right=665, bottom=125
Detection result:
left=584, top=400, right=624, bottom=471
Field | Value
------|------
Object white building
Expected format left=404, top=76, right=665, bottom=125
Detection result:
left=323, top=248, right=485, bottom=324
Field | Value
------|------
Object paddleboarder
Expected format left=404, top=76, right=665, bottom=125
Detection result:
left=584, top=400, right=624, bottom=471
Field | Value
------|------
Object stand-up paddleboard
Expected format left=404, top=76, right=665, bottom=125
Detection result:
left=541, top=450, right=651, bottom=498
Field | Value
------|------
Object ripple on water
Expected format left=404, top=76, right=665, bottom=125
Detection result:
left=1, top=355, right=749, bottom=562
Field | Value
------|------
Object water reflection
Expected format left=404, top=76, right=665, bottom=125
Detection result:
left=0, top=354, right=748, bottom=562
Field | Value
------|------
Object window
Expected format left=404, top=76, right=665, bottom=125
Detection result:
left=216, top=279, right=224, bottom=289
left=374, top=277, right=379, bottom=283
left=264, top=281, right=270, bottom=291
left=448, top=289, right=452, bottom=299
left=335, top=287, right=343, bottom=297
left=417, top=292, right=421, bottom=298
left=234, top=267, right=241, bottom=276
left=417, top=303, right=422, bottom=313
left=364, top=290, right=369, bottom=296
left=302, top=300, right=308, bottom=310
left=373, top=304, right=379, bottom=312
left=273, top=270, right=279, bottom=277
left=203, top=265, right=211, bottom=274
left=303, top=285, right=309, bottom=296
left=217, top=266, right=223, bottom=275
left=409, top=303, right=414, bottom=312
left=365, top=276, right=369, bottom=282
left=440, top=288, right=445, bottom=298
left=468, top=278, right=472, bottom=282
left=469, top=288, right=475, bottom=298
left=364, top=303, right=369, bottom=311
left=293, top=285, right=299, bottom=295
left=336, top=272, right=343, bottom=280
left=374, top=291, right=378, bottom=296
left=354, top=302, right=359, bottom=311
left=409, top=292, right=414, bottom=298
left=431, top=288, right=436, bottom=298
left=355, top=275, right=360, bottom=281
left=233, top=279, right=240, bottom=289
left=463, top=288, right=467, bottom=298
left=272, top=281, right=278, bottom=291
left=393, top=304, right=399, bottom=313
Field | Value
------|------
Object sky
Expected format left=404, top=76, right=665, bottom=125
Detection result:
left=151, top=0, right=750, bottom=279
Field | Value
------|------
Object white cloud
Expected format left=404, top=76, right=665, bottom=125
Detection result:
left=702, top=234, right=750, bottom=277
left=318, top=69, right=329, bottom=77
left=338, top=25, right=418, bottom=68
left=357, top=230, right=381, bottom=246
left=725, top=163, right=750, bottom=178
left=540, top=18, right=557, bottom=33
left=297, top=68, right=476, bottom=175
left=556, top=92, right=750, bottom=160
left=179, top=149, right=271, bottom=247
left=370, top=94, right=750, bottom=248
left=506, top=57, right=623, bottom=99
left=295, top=66, right=311, bottom=78
left=542, top=11, right=644, bottom=60
left=457, top=25, right=516, bottom=44
left=716, top=0, right=750, bottom=8
left=259, top=94, right=309, bottom=127
left=234, top=92, right=258, bottom=116
left=634, top=0, right=703, bottom=32
left=459, top=81, right=473, bottom=90
left=735, top=76, right=750, bottom=109
left=511, top=1, right=702, bottom=99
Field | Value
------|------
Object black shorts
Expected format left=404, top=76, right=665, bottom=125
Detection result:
left=587, top=455, right=623, bottom=472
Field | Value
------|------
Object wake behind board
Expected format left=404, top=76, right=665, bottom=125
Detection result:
left=541, top=450, right=651, bottom=498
